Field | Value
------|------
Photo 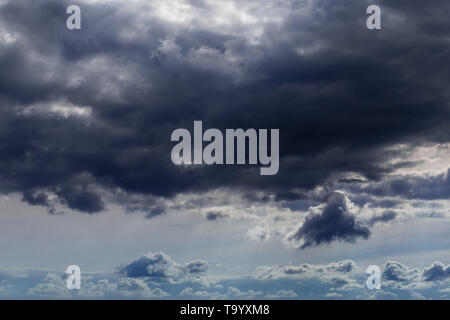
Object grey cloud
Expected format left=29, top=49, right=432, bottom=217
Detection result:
left=55, top=187, right=104, bottom=214
left=367, top=210, right=397, bottom=226
left=21, top=190, right=49, bottom=207
left=423, top=261, right=450, bottom=282
left=119, top=251, right=180, bottom=279
left=255, top=259, right=360, bottom=281
left=359, top=169, right=450, bottom=200
left=287, top=191, right=370, bottom=249
left=367, top=199, right=402, bottom=209
left=118, top=251, right=208, bottom=280
left=184, top=260, right=208, bottom=274
left=382, top=261, right=420, bottom=282
left=206, top=211, right=229, bottom=221
left=283, top=265, right=311, bottom=276
left=325, top=260, right=357, bottom=273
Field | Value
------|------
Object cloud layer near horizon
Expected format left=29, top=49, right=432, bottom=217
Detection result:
left=1, top=250, right=449, bottom=299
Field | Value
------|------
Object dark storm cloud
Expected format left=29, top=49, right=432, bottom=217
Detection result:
left=287, top=191, right=370, bottom=249
left=55, top=186, right=104, bottom=213
left=0, top=0, right=449, bottom=214
left=358, top=169, right=450, bottom=200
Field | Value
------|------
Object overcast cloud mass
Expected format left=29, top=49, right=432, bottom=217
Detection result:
left=0, top=0, right=449, bottom=299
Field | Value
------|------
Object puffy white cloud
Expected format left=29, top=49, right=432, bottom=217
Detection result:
left=118, top=251, right=209, bottom=282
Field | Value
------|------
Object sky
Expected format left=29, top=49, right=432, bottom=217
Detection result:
left=0, top=0, right=449, bottom=299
